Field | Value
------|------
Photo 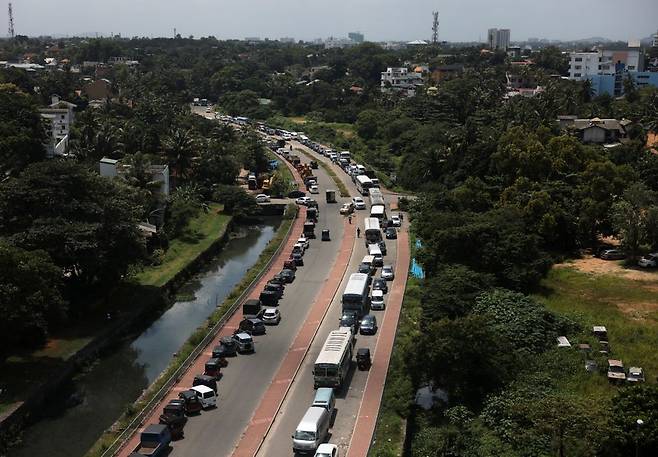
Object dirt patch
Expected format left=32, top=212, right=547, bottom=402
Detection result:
left=616, top=300, right=658, bottom=320
left=557, top=257, right=658, bottom=281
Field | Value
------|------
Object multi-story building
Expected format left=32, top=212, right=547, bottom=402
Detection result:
left=652, top=30, right=658, bottom=48
left=380, top=67, right=424, bottom=97
left=39, top=95, right=75, bottom=158
left=487, top=28, right=511, bottom=51
left=348, top=32, right=364, bottom=43
left=568, top=43, right=653, bottom=96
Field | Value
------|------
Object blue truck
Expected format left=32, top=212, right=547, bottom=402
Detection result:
left=130, top=424, right=171, bottom=456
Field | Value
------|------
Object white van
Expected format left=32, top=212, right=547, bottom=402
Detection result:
left=292, top=406, right=331, bottom=454
left=312, top=388, right=335, bottom=415
left=367, top=244, right=384, bottom=267
left=191, top=385, right=217, bottom=409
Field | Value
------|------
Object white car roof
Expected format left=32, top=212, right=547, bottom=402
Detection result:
left=263, top=308, right=277, bottom=315
left=316, top=443, right=338, bottom=453
left=372, top=289, right=384, bottom=297
left=191, top=385, right=213, bottom=394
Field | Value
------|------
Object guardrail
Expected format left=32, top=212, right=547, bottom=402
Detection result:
left=100, top=209, right=297, bottom=457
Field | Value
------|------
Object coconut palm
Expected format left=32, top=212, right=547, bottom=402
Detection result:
left=163, top=128, right=196, bottom=184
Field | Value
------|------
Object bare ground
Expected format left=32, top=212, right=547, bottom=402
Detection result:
left=556, top=257, right=658, bottom=281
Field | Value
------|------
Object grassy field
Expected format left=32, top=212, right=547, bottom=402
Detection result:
left=533, top=267, right=658, bottom=391
left=135, top=203, right=230, bottom=287
left=85, top=204, right=298, bottom=457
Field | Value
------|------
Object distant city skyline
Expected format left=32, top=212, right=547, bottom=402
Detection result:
left=2, top=0, right=657, bottom=43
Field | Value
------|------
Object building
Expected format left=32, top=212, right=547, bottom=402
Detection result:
left=83, top=79, right=114, bottom=101
left=430, top=64, right=464, bottom=82
left=325, top=37, right=357, bottom=49
left=279, top=37, right=295, bottom=44
left=39, top=95, right=76, bottom=158
left=558, top=116, right=631, bottom=144
left=568, top=43, right=653, bottom=96
left=348, top=32, right=364, bottom=43
left=487, top=28, right=511, bottom=51
left=653, top=30, right=658, bottom=48
left=381, top=67, right=424, bottom=97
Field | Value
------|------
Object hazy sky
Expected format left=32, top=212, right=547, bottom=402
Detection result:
left=3, top=0, right=657, bottom=42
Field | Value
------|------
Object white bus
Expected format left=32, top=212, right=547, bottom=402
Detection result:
left=314, top=328, right=353, bottom=388
left=370, top=194, right=385, bottom=208
left=355, top=175, right=374, bottom=196
left=342, top=272, right=370, bottom=316
left=370, top=205, right=386, bottom=221
left=364, top=217, right=382, bottom=244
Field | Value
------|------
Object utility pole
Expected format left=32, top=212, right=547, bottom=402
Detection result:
left=431, top=11, right=439, bottom=45
left=8, top=2, right=15, bottom=39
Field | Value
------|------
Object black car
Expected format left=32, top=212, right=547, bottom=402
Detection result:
left=193, top=374, right=218, bottom=393
left=259, top=290, right=280, bottom=306
left=360, top=315, right=378, bottom=335
left=269, top=273, right=287, bottom=285
left=288, top=190, right=306, bottom=198
left=373, top=278, right=388, bottom=294
left=359, top=262, right=373, bottom=276
left=378, top=240, right=387, bottom=256
left=264, top=282, right=284, bottom=298
left=213, top=336, right=238, bottom=357
left=239, top=318, right=267, bottom=335
left=339, top=311, right=360, bottom=333
left=385, top=227, right=397, bottom=239
left=291, top=252, right=304, bottom=266
left=321, top=229, right=331, bottom=241
left=280, top=268, right=296, bottom=283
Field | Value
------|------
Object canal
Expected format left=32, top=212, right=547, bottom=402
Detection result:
left=9, top=217, right=281, bottom=457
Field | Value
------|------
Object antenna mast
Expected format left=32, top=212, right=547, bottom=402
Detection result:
left=8, top=2, right=15, bottom=39
left=431, top=11, right=439, bottom=45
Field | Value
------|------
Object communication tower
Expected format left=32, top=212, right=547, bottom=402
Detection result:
left=431, top=11, right=439, bottom=45
left=8, top=2, right=15, bottom=39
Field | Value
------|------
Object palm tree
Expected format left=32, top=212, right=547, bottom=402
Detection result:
left=163, top=128, right=196, bottom=185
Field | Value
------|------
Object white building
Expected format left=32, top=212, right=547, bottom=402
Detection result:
left=325, top=37, right=357, bottom=49
left=381, top=67, right=424, bottom=97
left=39, top=95, right=76, bottom=158
left=569, top=45, right=644, bottom=80
left=487, top=28, right=510, bottom=51
left=652, top=30, right=658, bottom=48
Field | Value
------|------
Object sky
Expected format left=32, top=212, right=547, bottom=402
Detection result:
left=3, top=0, right=657, bottom=43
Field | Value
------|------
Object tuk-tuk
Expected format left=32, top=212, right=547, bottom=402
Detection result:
left=178, top=389, right=203, bottom=415
left=303, top=221, right=316, bottom=238
left=283, top=259, right=297, bottom=271
left=193, top=374, right=218, bottom=393
left=321, top=229, right=331, bottom=241
left=307, top=207, right=318, bottom=222
left=356, top=348, right=371, bottom=370
left=159, top=401, right=187, bottom=439
left=204, top=358, right=222, bottom=379
left=259, top=290, right=280, bottom=306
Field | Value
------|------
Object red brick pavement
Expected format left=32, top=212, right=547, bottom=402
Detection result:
left=346, top=229, right=410, bottom=457
left=231, top=218, right=356, bottom=457
left=117, top=157, right=305, bottom=457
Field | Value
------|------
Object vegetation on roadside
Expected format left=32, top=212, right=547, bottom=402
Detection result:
left=85, top=204, right=297, bottom=457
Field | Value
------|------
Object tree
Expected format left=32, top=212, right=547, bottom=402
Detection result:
left=213, top=185, right=260, bottom=221
left=604, top=385, right=658, bottom=457
left=0, top=161, right=145, bottom=288
left=164, top=128, right=197, bottom=182
left=0, top=83, right=47, bottom=175
left=0, top=240, right=66, bottom=350
left=193, top=141, right=240, bottom=193
left=610, top=182, right=658, bottom=258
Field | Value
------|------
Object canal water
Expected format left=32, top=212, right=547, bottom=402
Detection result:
left=9, top=218, right=281, bottom=457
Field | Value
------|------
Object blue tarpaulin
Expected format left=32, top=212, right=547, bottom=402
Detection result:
left=410, top=239, right=425, bottom=279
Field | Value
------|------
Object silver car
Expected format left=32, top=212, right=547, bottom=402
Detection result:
left=381, top=265, right=395, bottom=281
left=261, top=308, right=281, bottom=325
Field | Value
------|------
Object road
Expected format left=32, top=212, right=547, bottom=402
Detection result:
left=165, top=151, right=346, bottom=457
left=254, top=140, right=402, bottom=457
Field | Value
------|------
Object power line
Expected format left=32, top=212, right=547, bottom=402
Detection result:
left=8, top=2, right=15, bottom=39
left=431, top=11, right=439, bottom=45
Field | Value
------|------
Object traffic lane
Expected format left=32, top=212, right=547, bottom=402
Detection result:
left=291, top=141, right=358, bottom=195
left=256, top=211, right=398, bottom=457
left=167, top=159, right=344, bottom=457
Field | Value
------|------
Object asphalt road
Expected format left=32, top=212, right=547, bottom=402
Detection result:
left=166, top=134, right=347, bottom=457
left=255, top=142, right=400, bottom=457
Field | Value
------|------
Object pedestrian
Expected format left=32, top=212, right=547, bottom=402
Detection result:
left=400, top=212, right=404, bottom=222
left=289, top=144, right=293, bottom=151
left=348, top=215, right=352, bottom=224
left=357, top=227, right=361, bottom=238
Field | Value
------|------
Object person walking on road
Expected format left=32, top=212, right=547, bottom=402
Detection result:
left=348, top=215, right=352, bottom=224
left=357, top=227, right=361, bottom=238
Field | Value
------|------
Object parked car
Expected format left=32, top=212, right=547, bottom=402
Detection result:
left=340, top=203, right=354, bottom=215
left=638, top=253, right=658, bottom=268
left=627, top=366, right=645, bottom=383
left=607, top=359, right=626, bottom=382
left=314, top=443, right=339, bottom=457
left=283, top=259, right=297, bottom=271
left=309, top=185, right=319, bottom=194
left=178, top=389, right=203, bottom=415
left=391, top=215, right=401, bottom=227
left=600, top=249, right=626, bottom=260
left=358, top=262, right=374, bottom=276
left=293, top=243, right=306, bottom=255
left=385, top=227, right=397, bottom=239
left=360, top=315, right=378, bottom=335
left=133, top=424, right=171, bottom=457
left=232, top=332, right=255, bottom=353
left=339, top=311, right=360, bottom=333
left=291, top=251, right=304, bottom=266
left=381, top=265, right=395, bottom=281
left=288, top=190, right=306, bottom=199
left=297, top=235, right=310, bottom=249
left=372, top=278, right=388, bottom=294
left=264, top=282, right=284, bottom=298
left=378, top=240, right=387, bottom=255
left=280, top=268, right=296, bottom=283
left=371, top=289, right=386, bottom=310
left=269, top=273, right=287, bottom=285
left=255, top=194, right=270, bottom=203
left=296, top=196, right=313, bottom=206
left=212, top=336, right=238, bottom=357
left=239, top=318, right=266, bottom=335
left=352, top=197, right=366, bottom=210
left=260, top=307, right=282, bottom=325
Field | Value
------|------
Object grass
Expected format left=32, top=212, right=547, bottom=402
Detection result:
left=296, top=148, right=350, bottom=197
left=369, top=242, right=422, bottom=457
left=84, top=204, right=298, bottom=457
left=533, top=267, right=658, bottom=393
left=135, top=203, right=231, bottom=287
